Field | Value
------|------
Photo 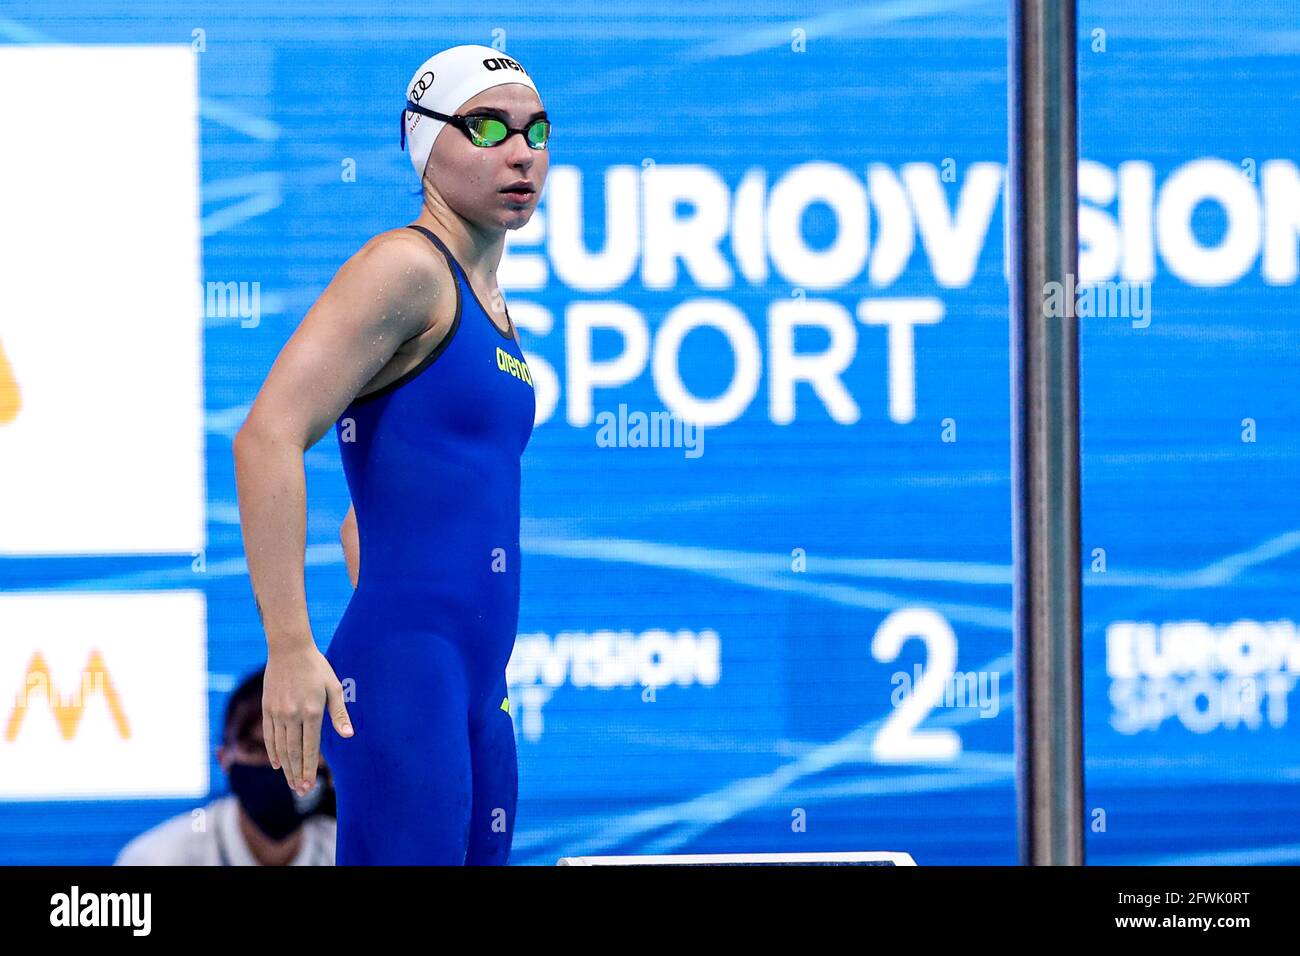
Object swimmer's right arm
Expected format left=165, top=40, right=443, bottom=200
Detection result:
left=233, top=232, right=447, bottom=794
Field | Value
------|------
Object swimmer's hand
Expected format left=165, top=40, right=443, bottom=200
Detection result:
left=263, top=643, right=354, bottom=796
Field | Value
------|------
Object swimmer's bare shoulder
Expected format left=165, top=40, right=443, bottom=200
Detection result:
left=238, top=225, right=456, bottom=453
left=348, top=226, right=459, bottom=401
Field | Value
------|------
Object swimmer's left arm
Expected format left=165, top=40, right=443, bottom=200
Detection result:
left=341, top=503, right=359, bottom=588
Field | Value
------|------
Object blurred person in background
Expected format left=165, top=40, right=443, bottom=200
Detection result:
left=115, top=668, right=335, bottom=866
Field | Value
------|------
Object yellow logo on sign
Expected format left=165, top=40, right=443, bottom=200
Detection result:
left=0, top=338, right=20, bottom=424
left=5, top=650, right=132, bottom=741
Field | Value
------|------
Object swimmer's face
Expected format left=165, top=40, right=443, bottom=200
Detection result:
left=425, top=84, right=549, bottom=231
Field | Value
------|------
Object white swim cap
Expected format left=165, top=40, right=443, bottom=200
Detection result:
left=401, top=45, right=541, bottom=179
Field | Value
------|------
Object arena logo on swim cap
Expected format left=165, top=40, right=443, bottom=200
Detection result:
left=482, top=56, right=528, bottom=75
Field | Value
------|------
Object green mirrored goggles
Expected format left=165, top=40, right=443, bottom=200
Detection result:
left=402, top=101, right=550, bottom=150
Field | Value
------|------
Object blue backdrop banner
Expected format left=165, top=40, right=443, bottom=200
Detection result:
left=0, top=1, right=1296, bottom=865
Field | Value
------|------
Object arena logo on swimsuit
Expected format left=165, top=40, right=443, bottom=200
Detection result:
left=496, top=346, right=534, bottom=387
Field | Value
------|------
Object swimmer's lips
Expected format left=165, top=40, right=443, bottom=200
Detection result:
left=499, top=181, right=536, bottom=204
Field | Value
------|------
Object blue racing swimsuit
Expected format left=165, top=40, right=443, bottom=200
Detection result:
left=321, top=224, right=535, bottom=864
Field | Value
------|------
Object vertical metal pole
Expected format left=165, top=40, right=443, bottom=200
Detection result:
left=1008, top=0, right=1085, bottom=865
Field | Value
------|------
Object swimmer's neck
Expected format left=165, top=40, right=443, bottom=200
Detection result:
left=414, top=198, right=506, bottom=283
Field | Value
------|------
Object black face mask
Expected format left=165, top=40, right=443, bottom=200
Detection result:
left=227, top=762, right=327, bottom=841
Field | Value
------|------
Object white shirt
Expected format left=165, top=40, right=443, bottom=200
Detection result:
left=114, top=795, right=335, bottom=866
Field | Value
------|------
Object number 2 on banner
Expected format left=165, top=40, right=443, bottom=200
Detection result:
left=870, top=608, right=962, bottom=762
